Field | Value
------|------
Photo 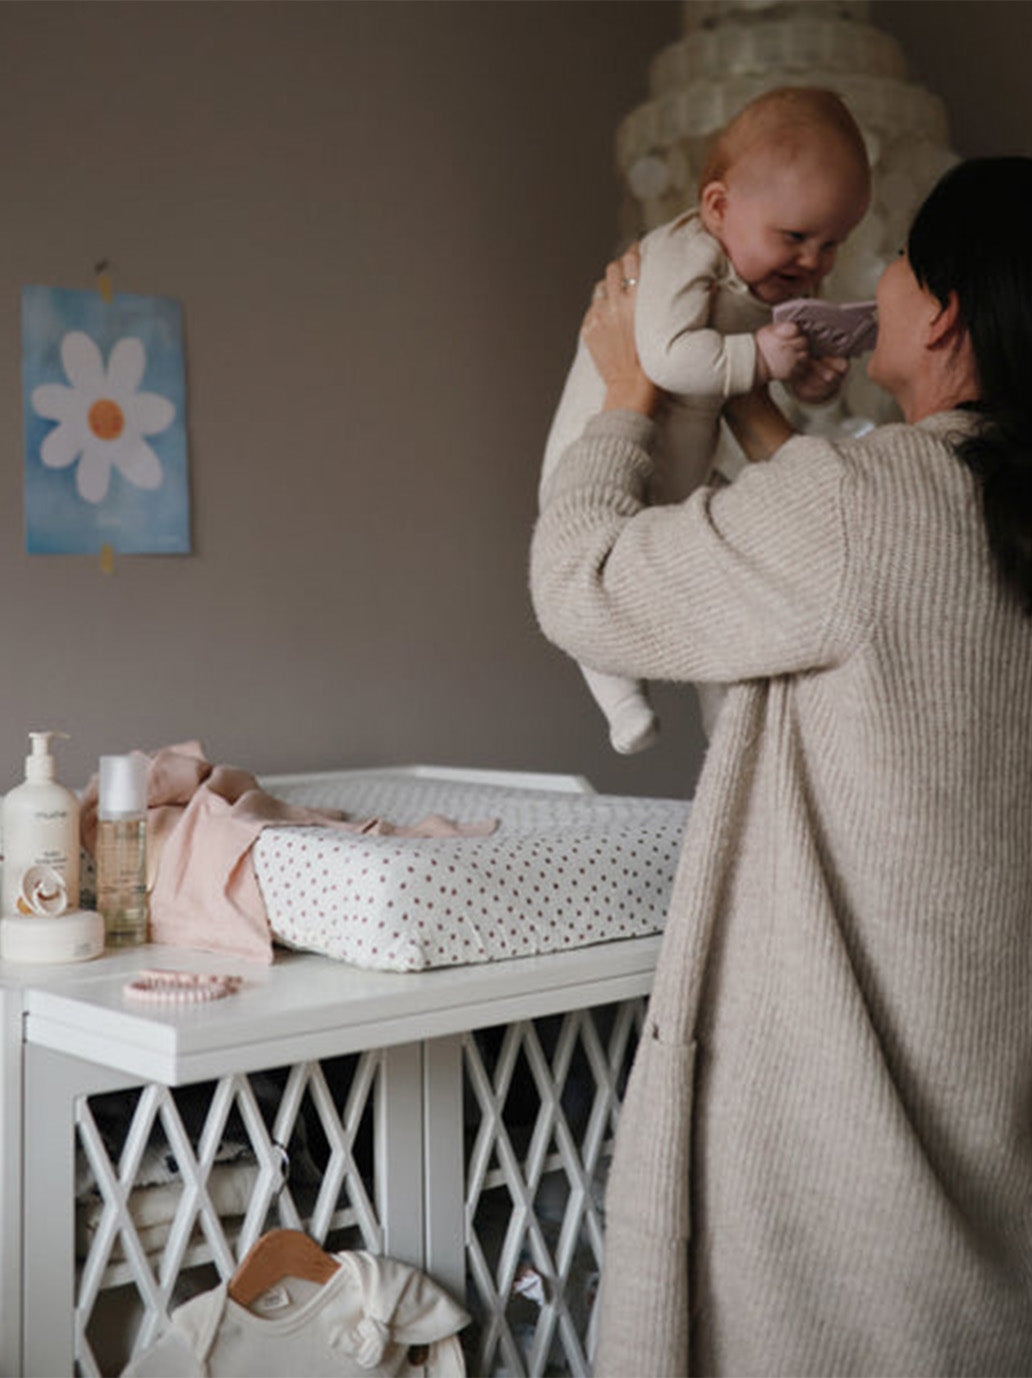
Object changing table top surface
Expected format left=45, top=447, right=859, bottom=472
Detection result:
left=2, top=765, right=675, bottom=1085
left=8, top=934, right=661, bottom=1084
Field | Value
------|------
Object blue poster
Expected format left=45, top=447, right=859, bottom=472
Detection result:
left=21, top=285, right=191, bottom=555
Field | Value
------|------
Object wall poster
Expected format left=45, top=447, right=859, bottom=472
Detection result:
left=21, top=284, right=191, bottom=555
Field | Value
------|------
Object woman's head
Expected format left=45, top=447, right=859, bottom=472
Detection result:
left=892, top=157, right=1032, bottom=613
left=907, top=157, right=1032, bottom=416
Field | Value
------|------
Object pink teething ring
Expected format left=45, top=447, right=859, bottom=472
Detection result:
left=123, top=969, right=242, bottom=1004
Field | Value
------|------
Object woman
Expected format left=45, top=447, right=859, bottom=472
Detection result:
left=531, top=158, right=1032, bottom=1377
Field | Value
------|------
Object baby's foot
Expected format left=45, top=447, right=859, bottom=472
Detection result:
left=609, top=695, right=659, bottom=754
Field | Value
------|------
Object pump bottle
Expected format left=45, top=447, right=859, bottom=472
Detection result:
left=1, top=731, right=81, bottom=918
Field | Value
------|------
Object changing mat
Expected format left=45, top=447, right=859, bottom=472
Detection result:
left=253, top=774, right=688, bottom=972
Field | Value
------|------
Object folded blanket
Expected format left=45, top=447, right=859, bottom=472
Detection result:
left=77, top=1162, right=260, bottom=1262
left=81, top=744, right=496, bottom=964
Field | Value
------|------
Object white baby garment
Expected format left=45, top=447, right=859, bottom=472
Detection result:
left=121, top=1250, right=469, bottom=1377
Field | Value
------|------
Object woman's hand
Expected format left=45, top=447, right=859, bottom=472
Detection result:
left=581, top=247, right=662, bottom=417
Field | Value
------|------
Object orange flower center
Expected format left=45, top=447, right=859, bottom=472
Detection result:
left=88, top=398, right=125, bottom=441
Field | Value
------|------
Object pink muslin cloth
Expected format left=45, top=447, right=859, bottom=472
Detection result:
left=81, top=743, right=497, bottom=964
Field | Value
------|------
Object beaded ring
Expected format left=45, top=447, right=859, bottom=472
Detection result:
left=123, top=969, right=242, bottom=1004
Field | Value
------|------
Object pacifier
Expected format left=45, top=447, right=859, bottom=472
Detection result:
left=17, top=864, right=69, bottom=916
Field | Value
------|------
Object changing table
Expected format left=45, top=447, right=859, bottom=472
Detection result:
left=0, top=766, right=677, bottom=1377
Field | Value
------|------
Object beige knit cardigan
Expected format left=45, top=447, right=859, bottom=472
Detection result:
left=531, top=409, right=1032, bottom=1377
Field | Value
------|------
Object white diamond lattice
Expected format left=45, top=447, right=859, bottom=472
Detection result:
left=74, top=1053, right=383, bottom=1376
left=463, top=998, right=646, bottom=1377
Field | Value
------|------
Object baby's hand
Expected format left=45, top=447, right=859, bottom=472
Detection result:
left=755, top=322, right=808, bottom=383
left=788, top=354, right=849, bottom=405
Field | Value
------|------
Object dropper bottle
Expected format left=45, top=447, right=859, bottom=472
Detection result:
left=96, top=753, right=149, bottom=947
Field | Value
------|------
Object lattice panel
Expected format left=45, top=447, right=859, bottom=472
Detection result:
left=462, top=999, right=645, bottom=1377
left=73, top=1052, right=382, bottom=1377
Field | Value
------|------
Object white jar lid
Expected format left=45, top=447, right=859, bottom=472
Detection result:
left=0, top=911, right=105, bottom=964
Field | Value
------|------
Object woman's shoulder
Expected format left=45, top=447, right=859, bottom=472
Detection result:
left=758, top=414, right=975, bottom=522
left=817, top=411, right=977, bottom=479
left=781, top=414, right=981, bottom=561
left=799, top=410, right=975, bottom=471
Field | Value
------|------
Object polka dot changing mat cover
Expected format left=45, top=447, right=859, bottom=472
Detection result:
left=252, top=774, right=689, bottom=972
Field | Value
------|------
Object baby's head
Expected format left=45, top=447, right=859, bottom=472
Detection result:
left=698, top=87, right=871, bottom=305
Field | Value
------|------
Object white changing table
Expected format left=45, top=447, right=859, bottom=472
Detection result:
left=0, top=767, right=669, bottom=1377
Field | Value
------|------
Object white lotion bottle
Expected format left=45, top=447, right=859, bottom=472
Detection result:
left=1, top=731, right=81, bottom=918
left=96, top=753, right=149, bottom=947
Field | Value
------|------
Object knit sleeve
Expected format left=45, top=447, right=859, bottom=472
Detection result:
left=635, top=217, right=757, bottom=400
left=530, top=410, right=860, bottom=684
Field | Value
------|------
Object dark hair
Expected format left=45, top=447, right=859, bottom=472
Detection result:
left=908, top=156, right=1032, bottom=614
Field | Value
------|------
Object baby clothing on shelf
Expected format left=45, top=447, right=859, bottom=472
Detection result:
left=121, top=1250, right=469, bottom=1377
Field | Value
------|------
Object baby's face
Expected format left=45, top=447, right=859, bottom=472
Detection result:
left=702, top=145, right=870, bottom=305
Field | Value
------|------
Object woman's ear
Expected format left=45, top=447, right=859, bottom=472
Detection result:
left=699, top=180, right=728, bottom=238
left=927, top=288, right=978, bottom=390
left=926, top=290, right=964, bottom=349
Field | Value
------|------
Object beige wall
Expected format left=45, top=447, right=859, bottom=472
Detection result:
left=1, top=2, right=1029, bottom=802
left=872, top=0, right=1032, bottom=158
left=0, top=1, right=684, bottom=797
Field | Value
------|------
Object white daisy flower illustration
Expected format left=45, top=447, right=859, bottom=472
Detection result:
left=31, top=331, right=175, bottom=504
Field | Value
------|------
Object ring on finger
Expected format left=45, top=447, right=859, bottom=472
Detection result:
left=620, top=276, right=638, bottom=290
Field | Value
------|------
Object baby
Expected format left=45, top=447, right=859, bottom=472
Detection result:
left=541, top=86, right=871, bottom=751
